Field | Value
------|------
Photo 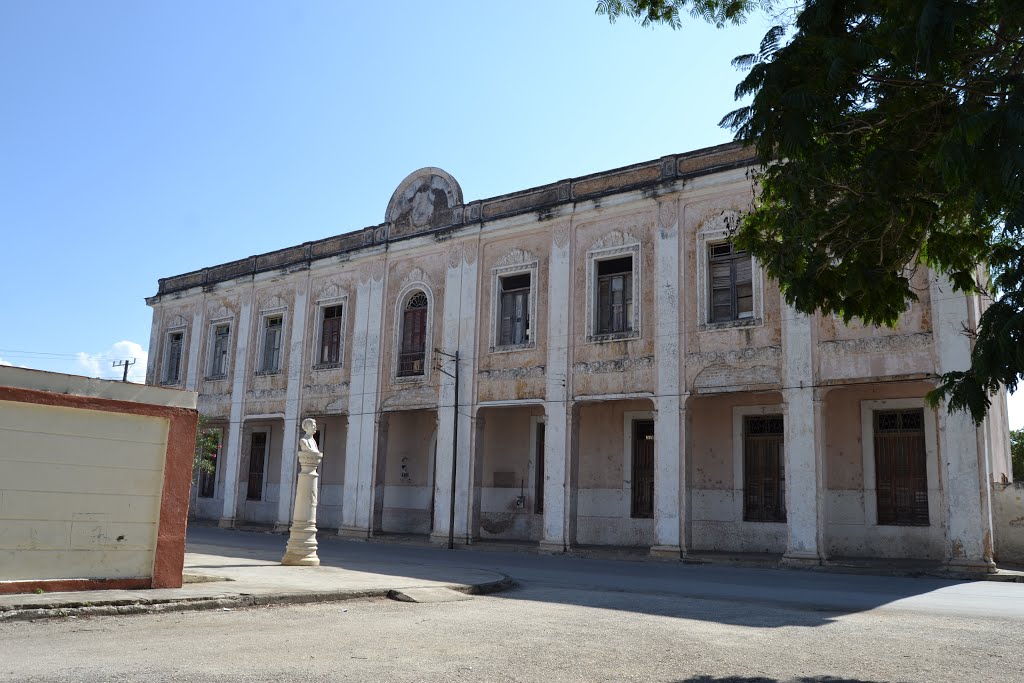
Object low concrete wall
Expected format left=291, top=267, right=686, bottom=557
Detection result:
left=0, top=367, right=197, bottom=593
left=993, top=482, right=1024, bottom=565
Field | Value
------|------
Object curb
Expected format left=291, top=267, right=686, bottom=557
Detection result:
left=0, top=575, right=514, bottom=623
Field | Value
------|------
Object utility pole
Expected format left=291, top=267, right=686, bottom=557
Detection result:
left=112, top=359, right=135, bottom=382
left=434, top=348, right=459, bottom=550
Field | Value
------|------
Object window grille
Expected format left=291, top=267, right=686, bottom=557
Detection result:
left=743, top=414, right=786, bottom=522
left=164, top=331, right=184, bottom=384
left=631, top=420, right=654, bottom=518
left=709, top=242, right=753, bottom=323
left=260, top=316, right=283, bottom=374
left=498, top=273, right=530, bottom=346
left=318, top=305, right=343, bottom=366
left=874, top=409, right=929, bottom=526
left=209, top=324, right=230, bottom=378
left=399, top=292, right=428, bottom=376
left=596, top=256, right=633, bottom=335
left=246, top=432, right=267, bottom=501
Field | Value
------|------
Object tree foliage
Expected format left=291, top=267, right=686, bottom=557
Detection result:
left=599, top=0, right=1024, bottom=423
left=194, top=415, right=220, bottom=476
left=1012, top=428, right=1024, bottom=480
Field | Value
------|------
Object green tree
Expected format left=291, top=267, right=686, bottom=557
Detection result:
left=598, top=0, right=1023, bottom=422
left=194, top=415, right=220, bottom=477
left=1012, top=428, right=1024, bottom=480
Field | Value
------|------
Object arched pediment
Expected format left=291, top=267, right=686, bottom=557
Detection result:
left=386, top=167, right=464, bottom=236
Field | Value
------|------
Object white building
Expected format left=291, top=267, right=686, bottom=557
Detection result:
left=146, top=142, right=1014, bottom=571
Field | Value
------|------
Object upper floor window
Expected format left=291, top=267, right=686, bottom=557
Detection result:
left=596, top=256, right=633, bottom=335
left=498, top=273, right=530, bottom=347
left=163, top=331, right=184, bottom=384
left=318, top=304, right=343, bottom=367
left=259, top=315, right=283, bottom=374
left=709, top=242, right=753, bottom=323
left=208, top=323, right=230, bottom=379
left=398, top=291, right=428, bottom=377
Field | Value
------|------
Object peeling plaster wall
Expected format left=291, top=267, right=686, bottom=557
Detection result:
left=477, top=406, right=541, bottom=540
left=688, top=392, right=787, bottom=553
left=314, top=414, right=348, bottom=530
left=823, top=382, right=945, bottom=560
left=575, top=400, right=655, bottom=547
left=380, top=410, right=436, bottom=535
left=235, top=420, right=285, bottom=525
left=992, top=483, right=1024, bottom=563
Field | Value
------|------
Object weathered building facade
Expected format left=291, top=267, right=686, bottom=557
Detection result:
left=146, top=142, right=1014, bottom=570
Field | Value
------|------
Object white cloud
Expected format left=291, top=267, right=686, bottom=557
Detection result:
left=0, top=358, right=11, bottom=366
left=76, top=340, right=149, bottom=383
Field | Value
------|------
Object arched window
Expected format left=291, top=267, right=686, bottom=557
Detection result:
left=398, top=291, right=428, bottom=376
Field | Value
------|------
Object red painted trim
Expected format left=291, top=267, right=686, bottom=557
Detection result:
left=0, top=578, right=150, bottom=595
left=0, top=385, right=198, bottom=591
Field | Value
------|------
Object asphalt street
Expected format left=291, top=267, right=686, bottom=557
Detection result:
left=2, top=527, right=1022, bottom=682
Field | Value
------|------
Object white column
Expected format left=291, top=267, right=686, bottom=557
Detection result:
left=220, top=290, right=254, bottom=527
left=340, top=263, right=385, bottom=538
left=781, top=299, right=822, bottom=565
left=652, top=200, right=682, bottom=557
left=931, top=275, right=996, bottom=571
left=274, top=279, right=309, bottom=531
left=541, top=225, right=572, bottom=552
left=431, top=243, right=477, bottom=544
left=184, top=307, right=205, bottom=392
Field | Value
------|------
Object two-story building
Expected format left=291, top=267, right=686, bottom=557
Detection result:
left=146, top=142, right=1013, bottom=571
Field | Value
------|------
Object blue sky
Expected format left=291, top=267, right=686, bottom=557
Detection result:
left=1, top=1, right=1019, bottom=427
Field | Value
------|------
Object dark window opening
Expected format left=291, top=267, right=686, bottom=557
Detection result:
left=743, top=414, right=786, bottom=522
left=246, top=432, right=267, bottom=501
left=498, top=274, right=530, bottom=346
left=209, top=324, right=230, bottom=378
left=318, top=305, right=343, bottom=366
left=875, top=409, right=929, bottom=526
left=709, top=242, right=753, bottom=323
left=197, top=431, right=221, bottom=498
left=164, top=332, right=184, bottom=384
left=631, top=419, right=654, bottom=518
left=597, top=256, right=634, bottom=335
left=260, top=316, right=283, bottom=373
left=399, top=292, right=428, bottom=377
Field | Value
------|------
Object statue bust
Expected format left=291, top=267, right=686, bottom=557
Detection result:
left=298, top=418, right=320, bottom=453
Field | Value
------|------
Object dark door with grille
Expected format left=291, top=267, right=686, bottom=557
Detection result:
left=246, top=432, right=267, bottom=501
left=631, top=420, right=654, bottom=518
left=874, top=409, right=929, bottom=525
left=743, top=415, right=786, bottom=522
left=534, top=421, right=545, bottom=514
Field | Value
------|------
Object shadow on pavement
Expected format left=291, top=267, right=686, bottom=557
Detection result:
left=186, top=524, right=968, bottom=630
left=673, top=678, right=884, bottom=683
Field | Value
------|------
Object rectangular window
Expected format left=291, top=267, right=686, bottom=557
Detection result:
left=743, top=415, right=786, bottom=522
left=534, top=421, right=545, bottom=514
left=318, top=305, right=343, bottom=367
left=631, top=419, right=654, bottom=518
left=208, top=323, right=230, bottom=378
left=246, top=432, right=268, bottom=501
left=197, top=429, right=221, bottom=498
left=260, top=315, right=283, bottom=374
left=709, top=243, right=753, bottom=323
left=498, top=273, right=530, bottom=346
left=874, top=409, right=929, bottom=526
left=163, top=331, right=184, bottom=384
left=596, top=256, right=633, bottom=335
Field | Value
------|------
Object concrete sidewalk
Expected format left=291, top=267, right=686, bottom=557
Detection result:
left=0, top=544, right=511, bottom=622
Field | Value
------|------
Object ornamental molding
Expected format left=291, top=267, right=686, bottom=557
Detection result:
left=477, top=365, right=546, bottom=381
left=553, top=225, right=570, bottom=249
left=448, top=244, right=464, bottom=269
left=591, top=228, right=639, bottom=251
left=657, top=201, right=678, bottom=233
left=400, top=267, right=430, bottom=291
left=572, top=355, right=654, bottom=375
left=819, top=332, right=933, bottom=356
left=495, top=247, right=536, bottom=268
left=686, top=345, right=782, bottom=367
left=692, top=364, right=781, bottom=392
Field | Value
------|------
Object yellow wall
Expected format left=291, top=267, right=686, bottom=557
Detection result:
left=0, top=400, right=169, bottom=581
